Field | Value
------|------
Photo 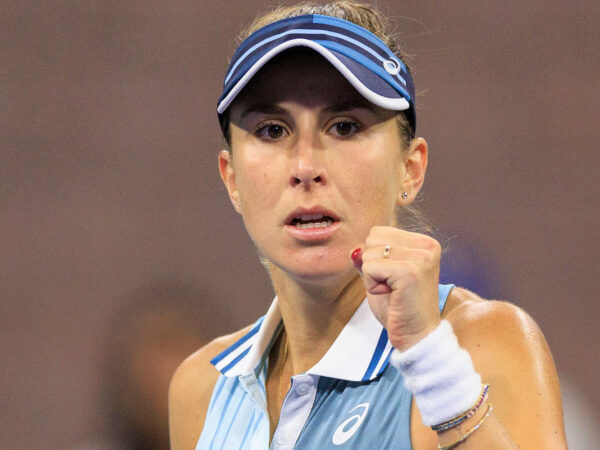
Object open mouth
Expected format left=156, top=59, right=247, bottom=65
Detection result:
left=290, top=213, right=336, bottom=229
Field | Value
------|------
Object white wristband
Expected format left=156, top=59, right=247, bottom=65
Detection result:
left=388, top=320, right=482, bottom=426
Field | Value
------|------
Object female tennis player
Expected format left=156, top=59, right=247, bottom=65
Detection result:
left=169, top=2, right=566, bottom=449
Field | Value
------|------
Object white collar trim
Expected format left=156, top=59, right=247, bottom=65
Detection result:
left=211, top=297, right=393, bottom=382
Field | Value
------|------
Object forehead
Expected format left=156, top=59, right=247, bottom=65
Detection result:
left=231, top=48, right=369, bottom=111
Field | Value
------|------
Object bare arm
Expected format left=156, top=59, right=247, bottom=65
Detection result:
left=450, top=294, right=565, bottom=448
left=168, top=346, right=219, bottom=450
left=169, top=328, right=251, bottom=450
left=355, top=226, right=566, bottom=449
left=411, top=290, right=566, bottom=449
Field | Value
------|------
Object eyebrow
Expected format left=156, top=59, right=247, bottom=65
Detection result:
left=323, top=102, right=377, bottom=114
left=240, top=101, right=377, bottom=119
left=240, top=104, right=287, bottom=119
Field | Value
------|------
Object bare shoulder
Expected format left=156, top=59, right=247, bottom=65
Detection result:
left=442, top=286, right=535, bottom=329
left=440, top=287, right=567, bottom=447
left=168, top=325, right=253, bottom=450
left=442, top=287, right=558, bottom=386
left=442, top=287, right=552, bottom=359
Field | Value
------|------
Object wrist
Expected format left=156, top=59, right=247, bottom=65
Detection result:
left=388, top=320, right=482, bottom=426
left=390, top=318, right=441, bottom=352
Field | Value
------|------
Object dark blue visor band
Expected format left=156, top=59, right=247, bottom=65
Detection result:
left=217, top=14, right=416, bottom=133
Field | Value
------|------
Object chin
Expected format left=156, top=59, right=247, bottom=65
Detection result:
left=292, top=266, right=349, bottom=283
left=277, top=255, right=355, bottom=285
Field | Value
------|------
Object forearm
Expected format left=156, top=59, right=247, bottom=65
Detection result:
left=391, top=317, right=566, bottom=449
left=436, top=408, right=517, bottom=449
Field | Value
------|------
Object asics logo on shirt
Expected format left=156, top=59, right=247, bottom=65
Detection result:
left=332, top=402, right=370, bottom=446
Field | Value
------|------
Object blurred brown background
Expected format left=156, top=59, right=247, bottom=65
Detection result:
left=2, top=0, right=599, bottom=448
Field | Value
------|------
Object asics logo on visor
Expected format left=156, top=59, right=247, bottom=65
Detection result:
left=383, top=57, right=402, bottom=76
left=217, top=15, right=416, bottom=132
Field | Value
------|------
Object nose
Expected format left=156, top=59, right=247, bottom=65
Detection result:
left=289, top=136, right=327, bottom=188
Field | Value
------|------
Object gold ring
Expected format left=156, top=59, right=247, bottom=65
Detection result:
left=383, top=245, right=391, bottom=258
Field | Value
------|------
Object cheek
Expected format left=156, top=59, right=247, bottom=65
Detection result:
left=237, top=169, right=272, bottom=213
left=233, top=153, right=285, bottom=234
left=234, top=148, right=276, bottom=200
left=331, top=150, right=402, bottom=219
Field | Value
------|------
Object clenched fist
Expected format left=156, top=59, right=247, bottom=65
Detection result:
left=351, top=226, right=442, bottom=351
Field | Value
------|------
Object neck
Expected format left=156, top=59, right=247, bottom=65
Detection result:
left=269, top=265, right=366, bottom=375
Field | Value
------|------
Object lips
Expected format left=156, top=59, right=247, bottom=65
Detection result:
left=285, top=207, right=339, bottom=228
left=284, top=207, right=341, bottom=241
left=290, top=213, right=335, bottom=229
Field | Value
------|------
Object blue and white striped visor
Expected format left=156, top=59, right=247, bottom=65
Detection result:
left=217, top=14, right=416, bottom=132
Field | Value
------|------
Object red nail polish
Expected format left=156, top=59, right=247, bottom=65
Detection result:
left=351, top=248, right=362, bottom=262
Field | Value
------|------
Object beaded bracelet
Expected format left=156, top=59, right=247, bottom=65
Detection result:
left=432, top=384, right=490, bottom=432
left=438, top=403, right=493, bottom=450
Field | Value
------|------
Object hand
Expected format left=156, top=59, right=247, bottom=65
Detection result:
left=351, top=226, right=442, bottom=351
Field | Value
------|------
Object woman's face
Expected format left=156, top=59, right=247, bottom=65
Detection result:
left=220, top=50, right=424, bottom=285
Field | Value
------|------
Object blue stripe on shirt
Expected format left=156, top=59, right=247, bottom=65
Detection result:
left=239, top=410, right=256, bottom=449
left=376, top=347, right=394, bottom=377
left=362, top=328, right=388, bottom=381
left=257, top=369, right=266, bottom=394
left=209, top=377, right=238, bottom=449
left=208, top=375, right=226, bottom=414
left=220, top=346, right=252, bottom=375
left=210, top=317, right=264, bottom=365
left=221, top=392, right=246, bottom=445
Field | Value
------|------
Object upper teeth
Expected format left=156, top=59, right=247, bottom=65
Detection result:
left=300, top=213, right=324, bottom=221
left=295, top=220, right=333, bottom=229
left=292, top=213, right=334, bottom=229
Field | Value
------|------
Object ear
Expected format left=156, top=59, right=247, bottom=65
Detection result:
left=218, top=150, right=242, bottom=214
left=397, top=137, right=428, bottom=204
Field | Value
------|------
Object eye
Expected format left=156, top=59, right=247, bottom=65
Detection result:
left=256, top=122, right=288, bottom=140
left=328, top=120, right=361, bottom=137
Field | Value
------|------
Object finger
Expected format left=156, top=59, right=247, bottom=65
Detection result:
left=365, top=226, right=417, bottom=247
left=369, top=282, right=392, bottom=295
left=365, top=228, right=440, bottom=254
left=351, top=246, right=392, bottom=294
left=361, top=259, right=417, bottom=295
left=361, top=245, right=432, bottom=264
left=349, top=246, right=364, bottom=271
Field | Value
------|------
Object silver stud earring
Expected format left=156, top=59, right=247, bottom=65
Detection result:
left=401, top=192, right=408, bottom=199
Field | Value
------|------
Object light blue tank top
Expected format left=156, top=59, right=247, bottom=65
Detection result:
left=198, top=284, right=454, bottom=449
